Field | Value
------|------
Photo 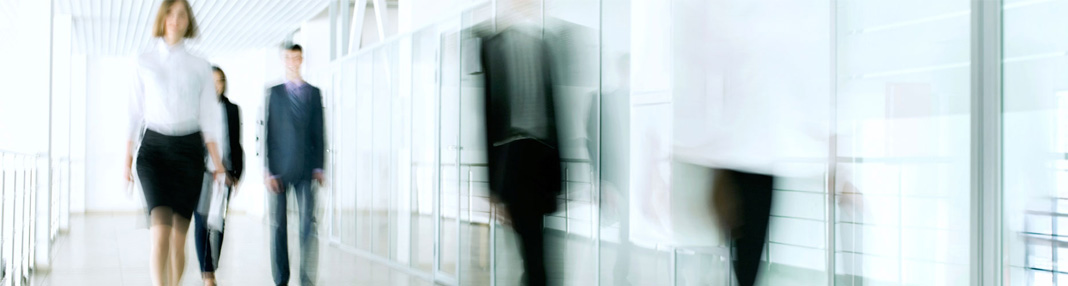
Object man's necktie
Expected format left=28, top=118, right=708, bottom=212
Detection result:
left=287, top=85, right=307, bottom=123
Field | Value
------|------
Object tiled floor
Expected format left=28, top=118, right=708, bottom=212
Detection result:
left=28, top=213, right=838, bottom=286
left=31, top=214, right=434, bottom=286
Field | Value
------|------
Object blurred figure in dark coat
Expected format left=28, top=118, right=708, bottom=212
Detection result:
left=481, top=20, right=562, bottom=286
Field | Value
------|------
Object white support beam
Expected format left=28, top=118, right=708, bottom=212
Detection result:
left=371, top=0, right=389, bottom=41
left=329, top=0, right=337, bottom=60
left=36, top=0, right=55, bottom=272
left=339, top=0, right=351, bottom=57
left=348, top=0, right=367, bottom=53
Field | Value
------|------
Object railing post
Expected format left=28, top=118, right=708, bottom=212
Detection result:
left=564, top=166, right=569, bottom=234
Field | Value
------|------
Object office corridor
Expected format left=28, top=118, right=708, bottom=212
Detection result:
left=4, top=0, right=1068, bottom=285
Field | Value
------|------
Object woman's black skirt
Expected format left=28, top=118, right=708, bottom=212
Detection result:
left=136, top=129, right=206, bottom=219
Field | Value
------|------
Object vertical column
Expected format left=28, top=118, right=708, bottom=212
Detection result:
left=826, top=2, right=838, bottom=285
left=340, top=0, right=351, bottom=57
left=52, top=13, right=72, bottom=236
left=69, top=54, right=87, bottom=216
left=971, top=0, right=1003, bottom=285
left=34, top=0, right=55, bottom=271
left=330, top=0, right=338, bottom=60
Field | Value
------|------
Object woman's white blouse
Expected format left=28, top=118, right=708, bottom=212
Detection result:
left=129, top=39, right=221, bottom=144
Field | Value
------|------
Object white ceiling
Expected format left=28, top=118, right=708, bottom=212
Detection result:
left=0, top=0, right=19, bottom=31
left=56, top=0, right=330, bottom=57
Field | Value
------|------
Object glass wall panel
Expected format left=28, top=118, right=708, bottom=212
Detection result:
left=357, top=56, right=375, bottom=251
left=411, top=28, right=440, bottom=273
left=626, top=0, right=676, bottom=284
left=546, top=0, right=601, bottom=285
left=457, top=4, right=494, bottom=285
left=835, top=0, right=971, bottom=284
left=309, top=1, right=999, bottom=285
left=1003, top=0, right=1068, bottom=284
left=373, top=48, right=393, bottom=258
left=341, top=64, right=358, bottom=247
left=389, top=41, right=411, bottom=263
left=598, top=0, right=635, bottom=285
left=438, top=18, right=463, bottom=279
left=328, top=70, right=342, bottom=243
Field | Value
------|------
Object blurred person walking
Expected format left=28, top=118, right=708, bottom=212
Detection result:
left=262, top=44, right=325, bottom=286
left=671, top=0, right=832, bottom=285
left=125, top=1, right=226, bottom=285
left=481, top=8, right=562, bottom=285
left=192, top=66, right=244, bottom=286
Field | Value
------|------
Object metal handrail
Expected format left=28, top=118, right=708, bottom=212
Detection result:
left=0, top=151, right=45, bottom=286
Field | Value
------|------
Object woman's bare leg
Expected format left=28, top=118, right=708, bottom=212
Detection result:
left=170, top=215, right=192, bottom=286
left=150, top=207, right=175, bottom=286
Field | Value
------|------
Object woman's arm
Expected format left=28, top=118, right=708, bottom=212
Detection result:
left=206, top=141, right=225, bottom=175
left=125, top=140, right=136, bottom=182
left=199, top=65, right=226, bottom=175
left=126, top=63, right=145, bottom=182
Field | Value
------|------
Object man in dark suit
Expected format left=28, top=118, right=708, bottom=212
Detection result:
left=481, top=22, right=562, bottom=286
left=263, top=44, right=325, bottom=286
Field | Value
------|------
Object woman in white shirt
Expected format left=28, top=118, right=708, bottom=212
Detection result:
left=124, top=1, right=225, bottom=285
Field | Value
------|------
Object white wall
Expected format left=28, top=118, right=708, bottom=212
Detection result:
left=84, top=56, right=142, bottom=213
left=71, top=54, right=87, bottom=213
left=299, top=9, right=332, bottom=75
left=0, top=0, right=50, bottom=154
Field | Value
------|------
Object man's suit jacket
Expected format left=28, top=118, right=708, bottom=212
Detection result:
left=264, top=83, right=324, bottom=183
left=481, top=26, right=562, bottom=213
left=220, top=96, right=244, bottom=180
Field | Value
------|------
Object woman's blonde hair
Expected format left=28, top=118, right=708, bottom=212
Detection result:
left=152, top=0, right=198, bottom=38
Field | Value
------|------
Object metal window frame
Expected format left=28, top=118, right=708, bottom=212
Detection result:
left=971, top=0, right=1003, bottom=285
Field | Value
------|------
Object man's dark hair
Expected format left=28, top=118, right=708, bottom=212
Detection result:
left=286, top=44, right=303, bottom=53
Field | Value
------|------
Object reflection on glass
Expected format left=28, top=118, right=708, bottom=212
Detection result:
left=457, top=5, right=494, bottom=285
left=1003, top=0, right=1068, bottom=284
left=357, top=56, right=374, bottom=251
left=545, top=0, right=601, bottom=284
left=328, top=72, right=342, bottom=243
left=836, top=0, right=971, bottom=284
left=439, top=21, right=462, bottom=278
left=388, top=42, right=409, bottom=263
left=310, top=1, right=1000, bottom=285
left=598, top=0, right=633, bottom=284
left=341, top=65, right=358, bottom=247
left=411, top=28, right=439, bottom=273
left=373, top=48, right=392, bottom=258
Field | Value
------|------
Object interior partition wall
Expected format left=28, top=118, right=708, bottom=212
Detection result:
left=309, top=0, right=1044, bottom=285
left=1002, top=0, right=1068, bottom=285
